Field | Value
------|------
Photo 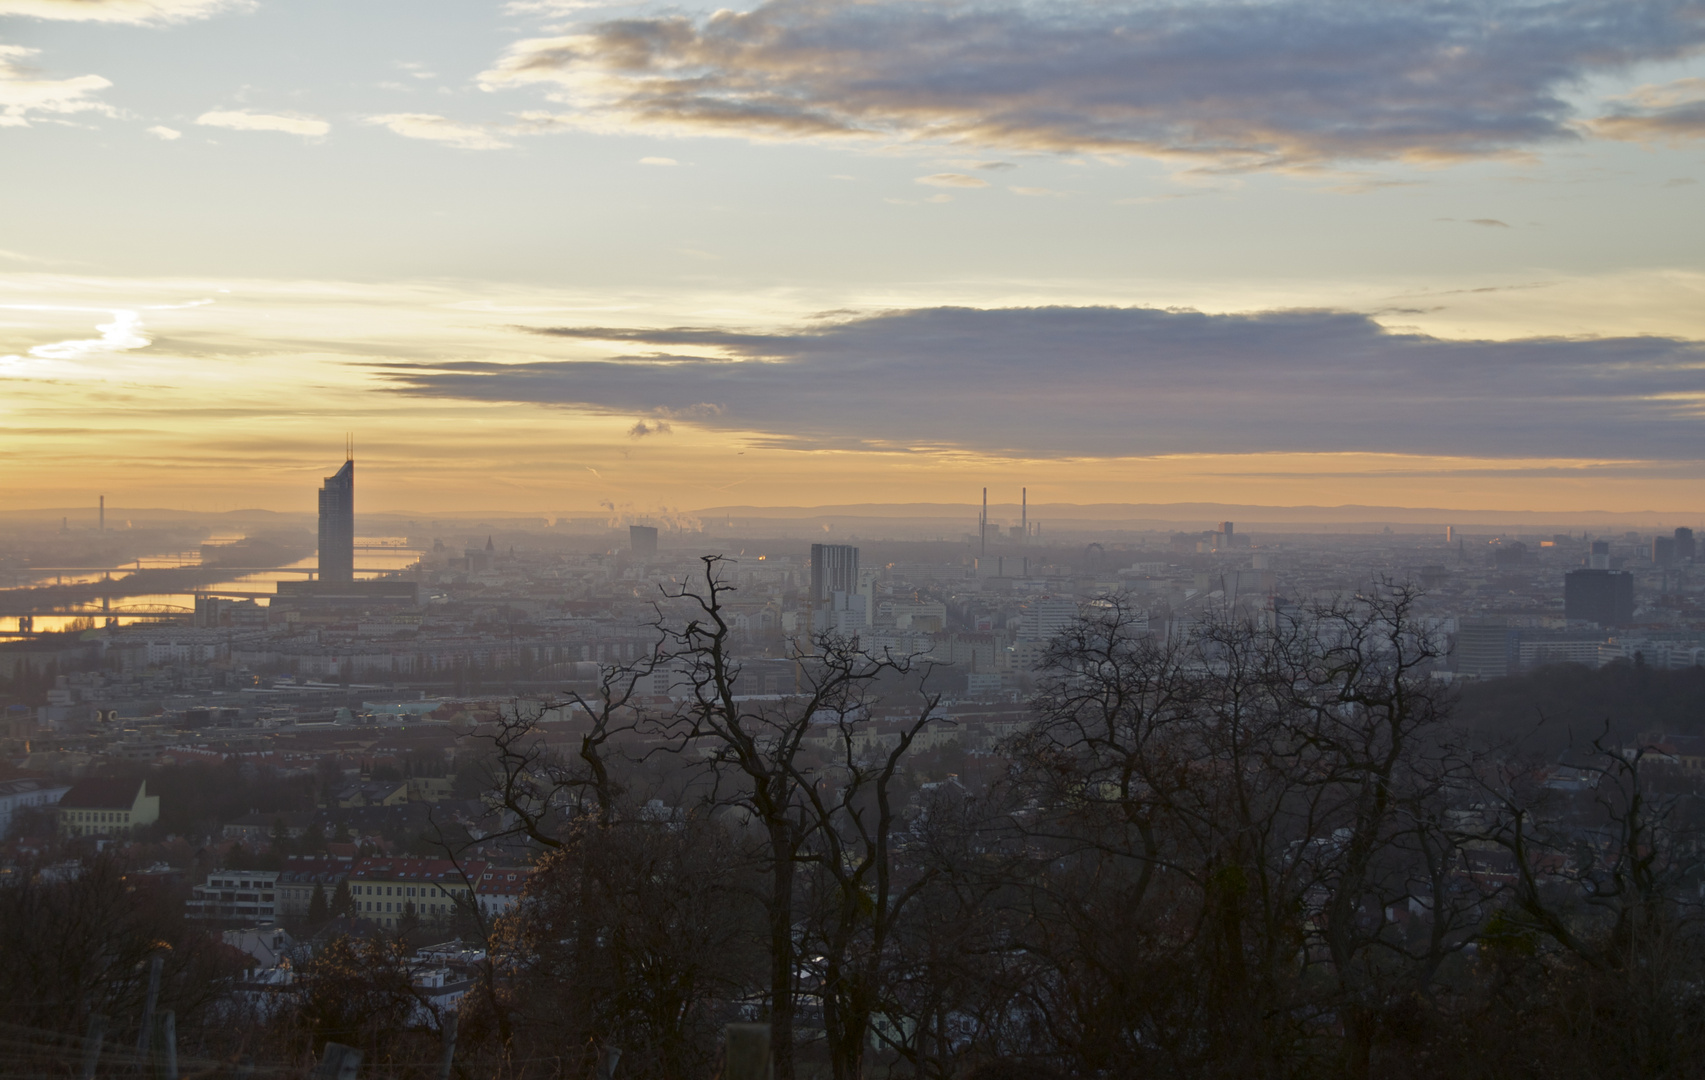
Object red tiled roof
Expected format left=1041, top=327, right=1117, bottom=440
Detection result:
left=475, top=867, right=531, bottom=894
left=350, top=857, right=486, bottom=882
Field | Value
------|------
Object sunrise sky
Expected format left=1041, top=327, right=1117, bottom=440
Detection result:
left=2, top=0, right=1702, bottom=517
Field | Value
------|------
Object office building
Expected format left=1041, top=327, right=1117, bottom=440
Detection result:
left=318, top=457, right=355, bottom=583
left=810, top=544, right=859, bottom=603
left=1676, top=527, right=1696, bottom=563
left=1564, top=569, right=1634, bottom=627
left=630, top=525, right=659, bottom=556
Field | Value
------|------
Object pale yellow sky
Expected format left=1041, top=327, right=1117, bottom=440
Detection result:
left=3, top=270, right=1701, bottom=515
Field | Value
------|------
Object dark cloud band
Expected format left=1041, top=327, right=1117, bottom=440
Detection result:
left=378, top=306, right=1705, bottom=460
left=483, top=0, right=1705, bottom=166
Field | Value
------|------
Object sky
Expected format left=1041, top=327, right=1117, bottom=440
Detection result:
left=1, top=0, right=1702, bottom=518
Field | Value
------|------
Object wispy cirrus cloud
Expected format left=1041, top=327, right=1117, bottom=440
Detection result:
left=916, top=173, right=988, bottom=188
left=0, top=0, right=246, bottom=23
left=196, top=109, right=329, bottom=137
left=0, top=44, right=115, bottom=127
left=1590, top=77, right=1705, bottom=143
left=378, top=306, right=1705, bottom=460
left=477, top=0, right=1705, bottom=169
left=367, top=112, right=510, bottom=149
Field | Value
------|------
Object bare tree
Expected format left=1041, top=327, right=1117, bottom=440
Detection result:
left=657, top=554, right=938, bottom=1080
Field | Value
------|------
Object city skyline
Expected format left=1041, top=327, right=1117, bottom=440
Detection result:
left=2, top=0, right=1702, bottom=515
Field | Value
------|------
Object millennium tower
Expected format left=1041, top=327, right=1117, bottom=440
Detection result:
left=317, top=450, right=355, bottom=583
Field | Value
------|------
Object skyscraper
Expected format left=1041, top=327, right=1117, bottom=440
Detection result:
left=317, top=457, right=354, bottom=583
left=810, top=543, right=859, bottom=603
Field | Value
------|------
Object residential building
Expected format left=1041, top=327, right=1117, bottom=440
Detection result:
left=56, top=777, right=160, bottom=838
left=187, top=869, right=279, bottom=923
left=349, top=857, right=485, bottom=929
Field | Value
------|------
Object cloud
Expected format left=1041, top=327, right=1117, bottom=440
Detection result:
left=0, top=45, right=115, bottom=128
left=367, top=112, right=510, bottom=149
left=0, top=305, right=152, bottom=376
left=145, top=124, right=180, bottom=139
left=0, top=0, right=245, bottom=23
left=627, top=418, right=672, bottom=437
left=1467, top=218, right=1511, bottom=228
left=1010, top=186, right=1064, bottom=197
left=639, top=155, right=677, bottom=165
left=476, top=0, right=1705, bottom=168
left=916, top=173, right=988, bottom=188
left=1591, top=78, right=1705, bottom=144
left=377, top=305, right=1705, bottom=461
left=196, top=109, right=329, bottom=137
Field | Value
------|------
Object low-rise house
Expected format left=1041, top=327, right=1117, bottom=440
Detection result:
left=223, top=925, right=297, bottom=968
left=0, top=777, right=69, bottom=837
left=349, top=857, right=484, bottom=930
left=223, top=810, right=316, bottom=842
left=56, top=777, right=160, bottom=838
left=186, top=869, right=278, bottom=923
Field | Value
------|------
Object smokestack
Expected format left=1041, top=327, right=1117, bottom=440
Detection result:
left=99, top=495, right=104, bottom=532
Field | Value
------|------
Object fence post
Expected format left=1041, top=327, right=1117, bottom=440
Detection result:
left=136, top=955, right=163, bottom=1057
left=315, top=1042, right=364, bottom=1079
left=725, top=1024, right=771, bottom=1080
left=436, top=1012, right=458, bottom=1080
left=596, top=1045, right=622, bottom=1080
left=78, top=1014, right=104, bottom=1080
left=160, top=1010, right=178, bottom=1080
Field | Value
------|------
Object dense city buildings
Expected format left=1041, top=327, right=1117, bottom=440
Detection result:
left=3, top=490, right=1704, bottom=1077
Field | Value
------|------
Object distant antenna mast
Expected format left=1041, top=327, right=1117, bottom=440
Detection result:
left=1021, top=487, right=1026, bottom=538
left=346, top=433, right=354, bottom=461
left=980, top=487, right=988, bottom=558
left=99, top=494, right=105, bottom=532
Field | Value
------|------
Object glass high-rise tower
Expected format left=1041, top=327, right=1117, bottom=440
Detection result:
left=317, top=458, right=355, bottom=582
